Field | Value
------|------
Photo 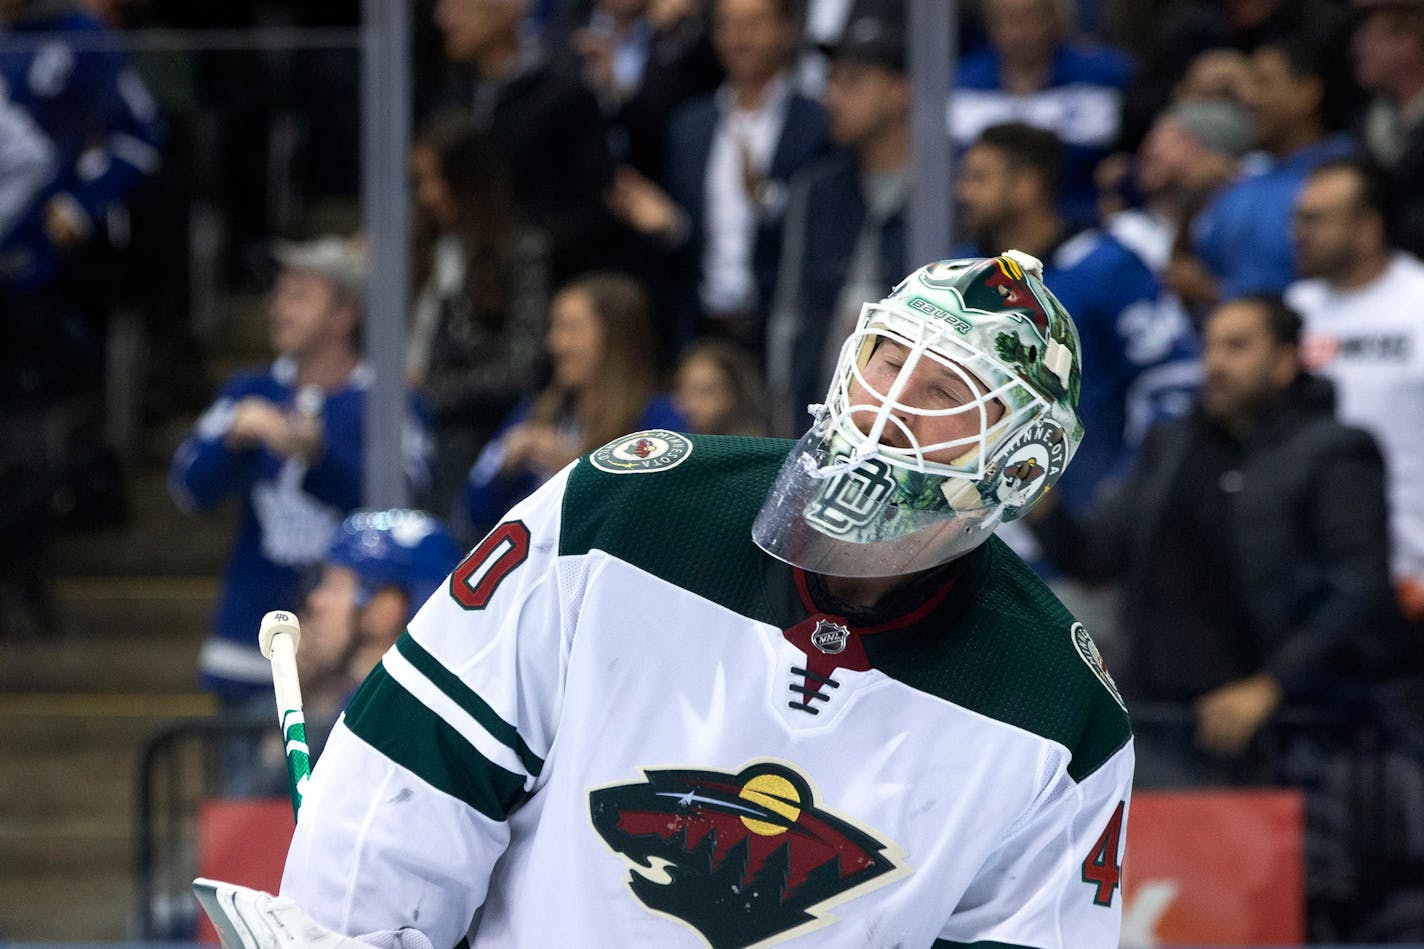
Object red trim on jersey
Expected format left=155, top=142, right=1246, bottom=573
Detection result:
left=792, top=566, right=960, bottom=635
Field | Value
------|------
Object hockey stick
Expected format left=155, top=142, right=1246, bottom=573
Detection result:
left=258, top=609, right=310, bottom=820
left=193, top=611, right=311, bottom=947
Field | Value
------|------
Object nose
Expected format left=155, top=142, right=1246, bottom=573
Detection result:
left=874, top=404, right=918, bottom=450
left=880, top=424, right=912, bottom=450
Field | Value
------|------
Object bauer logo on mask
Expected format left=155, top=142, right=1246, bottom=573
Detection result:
left=803, top=455, right=896, bottom=535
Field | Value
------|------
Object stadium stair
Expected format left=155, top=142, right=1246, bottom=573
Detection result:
left=0, top=297, right=269, bottom=940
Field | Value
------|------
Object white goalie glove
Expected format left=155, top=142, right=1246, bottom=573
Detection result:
left=193, top=879, right=435, bottom=949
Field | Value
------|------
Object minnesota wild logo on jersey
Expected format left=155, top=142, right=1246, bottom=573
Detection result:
left=590, top=430, right=693, bottom=474
left=589, top=761, right=907, bottom=948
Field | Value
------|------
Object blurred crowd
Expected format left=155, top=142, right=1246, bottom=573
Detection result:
left=6, top=0, right=1424, bottom=939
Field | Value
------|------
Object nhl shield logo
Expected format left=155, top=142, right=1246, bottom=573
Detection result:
left=809, top=619, right=851, bottom=655
left=590, top=430, right=693, bottom=475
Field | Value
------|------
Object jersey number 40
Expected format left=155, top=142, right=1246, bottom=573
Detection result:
left=450, top=521, right=531, bottom=610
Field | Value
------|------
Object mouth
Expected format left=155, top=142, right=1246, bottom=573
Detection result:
left=1201, top=379, right=1232, bottom=402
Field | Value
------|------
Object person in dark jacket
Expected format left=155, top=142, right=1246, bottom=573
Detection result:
left=606, top=0, right=831, bottom=357
left=567, top=0, right=723, bottom=178
left=765, top=3, right=910, bottom=436
left=433, top=0, right=620, bottom=285
left=1352, top=0, right=1424, bottom=261
left=406, top=110, right=549, bottom=524
left=1028, top=293, right=1399, bottom=777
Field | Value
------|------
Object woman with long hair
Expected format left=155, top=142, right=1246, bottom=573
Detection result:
left=407, top=109, right=548, bottom=522
left=673, top=337, right=767, bottom=436
left=463, top=271, right=685, bottom=536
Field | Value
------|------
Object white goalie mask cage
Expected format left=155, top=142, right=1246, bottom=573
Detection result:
left=753, top=252, right=1085, bottom=577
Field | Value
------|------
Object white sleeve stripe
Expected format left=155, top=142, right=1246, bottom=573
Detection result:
left=381, top=648, right=532, bottom=783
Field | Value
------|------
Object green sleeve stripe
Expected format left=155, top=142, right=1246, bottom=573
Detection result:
left=395, top=631, right=545, bottom=777
left=344, top=662, right=528, bottom=821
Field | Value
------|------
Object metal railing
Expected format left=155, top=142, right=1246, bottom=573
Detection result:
left=132, top=715, right=275, bottom=941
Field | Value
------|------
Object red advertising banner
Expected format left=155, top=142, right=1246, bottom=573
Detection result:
left=192, top=790, right=1302, bottom=947
left=196, top=798, right=297, bottom=945
left=1123, top=790, right=1305, bottom=946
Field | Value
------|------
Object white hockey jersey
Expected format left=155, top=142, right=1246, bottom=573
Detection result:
left=282, top=434, right=1135, bottom=949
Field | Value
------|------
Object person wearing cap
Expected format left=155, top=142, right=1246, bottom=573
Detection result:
left=169, top=234, right=432, bottom=793
left=295, top=509, right=463, bottom=760
left=1108, top=99, right=1253, bottom=279
left=1353, top=0, right=1424, bottom=258
left=766, top=0, right=911, bottom=435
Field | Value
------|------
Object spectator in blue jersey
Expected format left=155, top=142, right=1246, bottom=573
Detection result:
left=606, top=0, right=831, bottom=357
left=1102, top=100, right=1252, bottom=280
left=293, top=510, right=463, bottom=763
left=170, top=235, right=431, bottom=792
left=765, top=4, right=910, bottom=436
left=0, top=93, right=53, bottom=248
left=951, top=0, right=1134, bottom=227
left=0, top=0, right=162, bottom=302
left=1169, top=31, right=1358, bottom=309
left=463, top=271, right=685, bottom=537
left=956, top=123, right=1200, bottom=515
left=0, top=0, right=163, bottom=636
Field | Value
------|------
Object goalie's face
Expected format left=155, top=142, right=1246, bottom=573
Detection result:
left=751, top=329, right=1022, bottom=579
left=848, top=339, right=1006, bottom=465
left=754, top=255, right=1085, bottom=578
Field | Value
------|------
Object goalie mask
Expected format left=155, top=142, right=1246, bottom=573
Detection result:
left=753, top=252, right=1084, bottom=577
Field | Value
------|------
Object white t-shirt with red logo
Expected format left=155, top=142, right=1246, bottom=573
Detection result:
left=1288, top=253, right=1424, bottom=579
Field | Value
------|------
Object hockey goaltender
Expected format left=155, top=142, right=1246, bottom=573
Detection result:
left=197, top=252, right=1134, bottom=949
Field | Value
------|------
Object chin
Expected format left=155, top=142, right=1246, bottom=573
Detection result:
left=444, top=38, right=474, bottom=62
left=554, top=371, right=587, bottom=392
left=1200, top=394, right=1233, bottom=419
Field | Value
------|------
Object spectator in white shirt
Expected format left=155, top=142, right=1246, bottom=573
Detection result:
left=607, top=0, right=831, bottom=356
left=1287, top=157, right=1424, bottom=623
